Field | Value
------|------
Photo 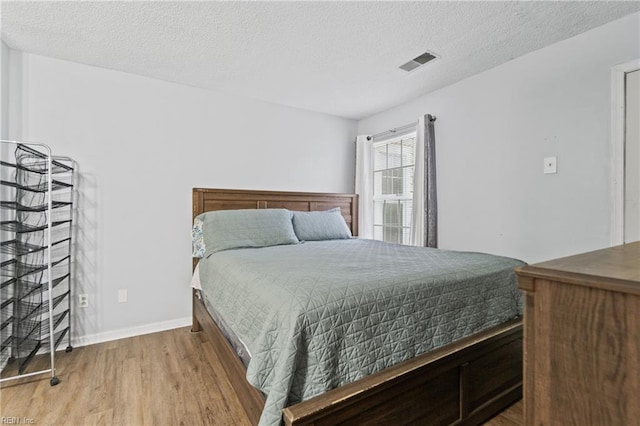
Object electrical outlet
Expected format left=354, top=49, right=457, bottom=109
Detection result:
left=78, top=294, right=88, bottom=308
left=543, top=156, right=557, bottom=174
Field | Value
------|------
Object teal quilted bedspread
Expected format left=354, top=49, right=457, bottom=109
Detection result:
left=197, top=239, right=524, bottom=425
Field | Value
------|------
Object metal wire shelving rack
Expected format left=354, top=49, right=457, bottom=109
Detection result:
left=1, top=140, right=75, bottom=386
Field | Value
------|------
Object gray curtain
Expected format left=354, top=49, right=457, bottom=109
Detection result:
left=423, top=114, right=437, bottom=248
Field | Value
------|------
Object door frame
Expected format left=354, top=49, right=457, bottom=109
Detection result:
left=610, top=58, right=640, bottom=246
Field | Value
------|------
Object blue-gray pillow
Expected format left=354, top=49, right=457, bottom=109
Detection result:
left=196, top=209, right=299, bottom=255
left=292, top=208, right=352, bottom=241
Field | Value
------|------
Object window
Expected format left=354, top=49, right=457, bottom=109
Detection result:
left=372, top=133, right=416, bottom=245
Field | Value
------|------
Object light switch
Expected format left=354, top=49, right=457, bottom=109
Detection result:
left=118, top=289, right=128, bottom=303
left=543, top=156, right=557, bottom=174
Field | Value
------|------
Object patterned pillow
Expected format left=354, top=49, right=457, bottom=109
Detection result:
left=192, top=217, right=206, bottom=258
left=292, top=208, right=352, bottom=241
left=196, top=209, right=299, bottom=255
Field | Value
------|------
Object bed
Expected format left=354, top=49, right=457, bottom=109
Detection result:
left=191, top=188, right=524, bottom=426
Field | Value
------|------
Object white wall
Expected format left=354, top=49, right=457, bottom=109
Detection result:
left=11, top=52, right=357, bottom=344
left=359, top=12, right=640, bottom=264
left=1, top=41, right=9, bottom=140
left=1, top=42, right=10, bottom=268
left=0, top=42, right=8, bottom=368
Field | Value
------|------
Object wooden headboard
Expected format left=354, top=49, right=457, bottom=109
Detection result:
left=192, top=188, right=359, bottom=236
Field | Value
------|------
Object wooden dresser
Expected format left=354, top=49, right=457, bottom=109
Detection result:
left=516, top=242, right=640, bottom=425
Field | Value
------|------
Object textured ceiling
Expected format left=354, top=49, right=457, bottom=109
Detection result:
left=1, top=1, right=639, bottom=120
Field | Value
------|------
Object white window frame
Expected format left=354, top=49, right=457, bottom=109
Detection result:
left=372, top=131, right=417, bottom=245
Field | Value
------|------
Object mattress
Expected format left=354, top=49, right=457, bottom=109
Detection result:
left=194, top=238, right=524, bottom=426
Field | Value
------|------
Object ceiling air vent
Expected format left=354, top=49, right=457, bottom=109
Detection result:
left=399, top=51, right=438, bottom=72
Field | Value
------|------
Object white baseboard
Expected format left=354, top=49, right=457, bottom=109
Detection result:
left=72, top=316, right=192, bottom=348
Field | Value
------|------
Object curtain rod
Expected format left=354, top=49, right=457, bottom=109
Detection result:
left=366, top=115, right=436, bottom=141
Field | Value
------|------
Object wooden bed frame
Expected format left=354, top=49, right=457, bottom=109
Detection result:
left=191, top=188, right=522, bottom=425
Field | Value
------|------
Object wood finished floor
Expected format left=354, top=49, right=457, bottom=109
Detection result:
left=0, top=327, right=522, bottom=425
left=483, top=400, right=523, bottom=426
